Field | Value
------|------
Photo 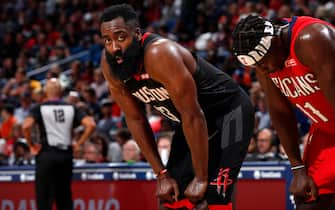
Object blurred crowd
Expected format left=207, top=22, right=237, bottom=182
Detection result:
left=1, top=0, right=334, bottom=166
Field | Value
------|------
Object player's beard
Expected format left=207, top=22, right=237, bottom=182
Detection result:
left=105, top=38, right=142, bottom=82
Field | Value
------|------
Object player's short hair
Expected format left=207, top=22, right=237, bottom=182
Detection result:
left=232, top=15, right=278, bottom=66
left=100, top=4, right=138, bottom=27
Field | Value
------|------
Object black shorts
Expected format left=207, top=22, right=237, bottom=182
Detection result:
left=166, top=99, right=254, bottom=205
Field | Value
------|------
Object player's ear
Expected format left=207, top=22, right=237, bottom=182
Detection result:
left=134, top=27, right=141, bottom=41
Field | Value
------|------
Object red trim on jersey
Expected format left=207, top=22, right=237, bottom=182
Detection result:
left=163, top=199, right=195, bottom=209
left=163, top=199, right=232, bottom=210
left=141, top=32, right=151, bottom=46
left=209, top=203, right=233, bottom=210
left=132, top=32, right=151, bottom=80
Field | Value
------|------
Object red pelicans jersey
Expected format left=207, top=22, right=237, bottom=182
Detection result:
left=269, top=16, right=335, bottom=195
left=269, top=16, right=335, bottom=133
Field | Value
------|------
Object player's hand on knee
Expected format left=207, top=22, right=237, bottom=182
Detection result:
left=184, top=177, right=208, bottom=204
left=290, top=167, right=318, bottom=202
left=156, top=172, right=179, bottom=202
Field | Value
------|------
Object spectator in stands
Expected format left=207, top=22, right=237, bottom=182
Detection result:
left=90, top=68, right=109, bottom=100
left=8, top=139, right=33, bottom=166
left=31, top=88, right=45, bottom=104
left=76, top=101, right=92, bottom=116
left=249, top=82, right=262, bottom=109
left=108, top=129, right=131, bottom=163
left=122, top=139, right=142, bottom=164
left=32, top=32, right=48, bottom=58
left=0, top=138, right=8, bottom=165
left=14, top=91, right=34, bottom=124
left=107, top=140, right=122, bottom=162
left=90, top=33, right=104, bottom=66
left=66, top=91, right=80, bottom=105
left=45, top=64, right=61, bottom=80
left=254, top=93, right=271, bottom=131
left=15, top=54, right=30, bottom=73
left=277, top=4, right=293, bottom=18
left=0, top=57, right=15, bottom=80
left=97, top=98, right=120, bottom=138
left=0, top=104, right=17, bottom=156
left=50, top=45, right=70, bottom=62
left=82, top=86, right=101, bottom=120
left=245, top=134, right=257, bottom=161
left=35, top=45, right=51, bottom=67
left=83, top=142, right=103, bottom=163
left=68, top=60, right=82, bottom=87
left=113, top=128, right=132, bottom=147
left=156, top=133, right=172, bottom=166
left=62, top=23, right=80, bottom=48
left=90, top=133, right=109, bottom=162
left=2, top=68, right=30, bottom=105
left=81, top=61, right=95, bottom=84
left=247, top=128, right=279, bottom=161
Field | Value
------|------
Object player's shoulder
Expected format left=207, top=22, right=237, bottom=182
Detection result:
left=295, top=20, right=333, bottom=45
left=144, top=38, right=180, bottom=59
left=294, top=20, right=334, bottom=60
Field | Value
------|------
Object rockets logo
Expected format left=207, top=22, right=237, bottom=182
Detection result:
left=209, top=168, right=233, bottom=198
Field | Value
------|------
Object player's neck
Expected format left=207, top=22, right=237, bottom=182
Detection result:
left=277, top=25, right=291, bottom=55
left=279, top=25, right=290, bottom=46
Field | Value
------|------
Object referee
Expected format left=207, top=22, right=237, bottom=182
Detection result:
left=22, top=78, right=96, bottom=210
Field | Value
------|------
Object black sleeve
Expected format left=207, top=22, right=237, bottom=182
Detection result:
left=73, top=106, right=87, bottom=127
left=29, top=104, right=42, bottom=124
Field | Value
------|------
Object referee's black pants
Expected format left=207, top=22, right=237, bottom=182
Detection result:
left=35, top=147, right=73, bottom=210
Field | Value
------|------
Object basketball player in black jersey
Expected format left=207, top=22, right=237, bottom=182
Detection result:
left=100, top=4, right=254, bottom=210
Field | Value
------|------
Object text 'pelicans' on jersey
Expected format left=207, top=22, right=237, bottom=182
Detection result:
left=271, top=73, right=320, bottom=98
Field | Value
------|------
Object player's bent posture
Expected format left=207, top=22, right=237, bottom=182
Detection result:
left=100, top=4, right=254, bottom=210
left=233, top=15, right=335, bottom=210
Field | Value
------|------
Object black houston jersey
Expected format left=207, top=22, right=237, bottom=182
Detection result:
left=30, top=100, right=85, bottom=147
left=124, top=33, right=242, bottom=123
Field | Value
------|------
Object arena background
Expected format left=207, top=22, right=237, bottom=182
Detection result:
left=1, top=0, right=334, bottom=210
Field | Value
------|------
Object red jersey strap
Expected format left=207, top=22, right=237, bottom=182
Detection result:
left=163, top=199, right=233, bottom=210
left=141, top=32, right=151, bottom=46
left=163, top=199, right=195, bottom=209
left=208, top=203, right=233, bottom=210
